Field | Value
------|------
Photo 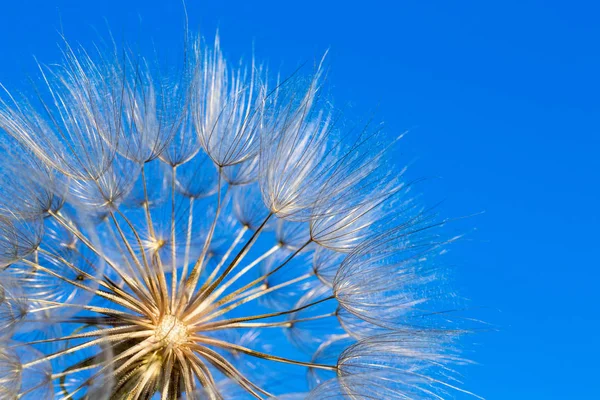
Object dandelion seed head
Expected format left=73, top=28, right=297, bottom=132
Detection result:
left=0, top=26, right=478, bottom=400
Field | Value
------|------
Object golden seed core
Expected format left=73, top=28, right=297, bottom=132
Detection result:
left=155, top=315, right=188, bottom=346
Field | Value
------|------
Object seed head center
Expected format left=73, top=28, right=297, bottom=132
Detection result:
left=155, top=315, right=188, bottom=346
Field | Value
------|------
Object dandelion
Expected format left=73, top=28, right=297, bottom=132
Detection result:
left=0, top=28, right=477, bottom=400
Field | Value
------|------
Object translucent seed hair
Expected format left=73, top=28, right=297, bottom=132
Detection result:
left=0, top=29, right=478, bottom=400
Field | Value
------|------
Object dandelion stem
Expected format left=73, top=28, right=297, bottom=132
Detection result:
left=160, top=353, right=175, bottom=400
left=180, top=196, right=195, bottom=289
left=196, top=272, right=313, bottom=324
left=193, top=336, right=337, bottom=371
left=21, top=258, right=147, bottom=316
left=200, top=239, right=311, bottom=317
left=204, top=243, right=280, bottom=305
left=183, top=213, right=273, bottom=318
left=191, top=345, right=271, bottom=399
left=216, top=313, right=336, bottom=329
left=23, top=325, right=141, bottom=347
left=61, top=338, right=162, bottom=400
left=49, top=210, right=153, bottom=304
left=193, top=295, right=335, bottom=331
left=170, top=165, right=178, bottom=311
left=110, top=210, right=166, bottom=315
left=36, top=247, right=154, bottom=317
left=103, top=218, right=155, bottom=303
left=183, top=349, right=220, bottom=399
left=174, top=348, right=196, bottom=397
left=23, top=330, right=154, bottom=369
left=141, top=163, right=157, bottom=240
left=182, top=168, right=224, bottom=303
left=203, top=225, right=248, bottom=288
left=53, top=356, right=104, bottom=381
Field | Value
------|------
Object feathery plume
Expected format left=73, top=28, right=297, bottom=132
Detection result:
left=0, top=28, right=476, bottom=399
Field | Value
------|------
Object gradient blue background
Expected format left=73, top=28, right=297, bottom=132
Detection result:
left=1, top=1, right=598, bottom=398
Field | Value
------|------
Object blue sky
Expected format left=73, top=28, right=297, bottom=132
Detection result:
left=1, top=1, right=598, bottom=398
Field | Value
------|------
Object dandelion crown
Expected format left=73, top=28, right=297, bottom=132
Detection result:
left=0, top=28, right=477, bottom=400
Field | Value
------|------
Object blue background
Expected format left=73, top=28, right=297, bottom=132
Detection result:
left=1, top=1, right=598, bottom=398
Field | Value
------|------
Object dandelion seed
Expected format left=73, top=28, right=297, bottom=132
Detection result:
left=0, top=28, right=476, bottom=400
